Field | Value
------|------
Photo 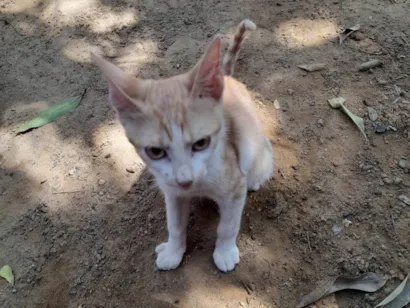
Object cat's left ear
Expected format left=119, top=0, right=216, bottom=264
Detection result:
left=189, top=37, right=224, bottom=101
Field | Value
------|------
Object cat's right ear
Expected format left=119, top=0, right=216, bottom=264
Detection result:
left=91, top=53, right=145, bottom=114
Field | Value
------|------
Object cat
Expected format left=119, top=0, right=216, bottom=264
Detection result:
left=91, top=19, right=274, bottom=272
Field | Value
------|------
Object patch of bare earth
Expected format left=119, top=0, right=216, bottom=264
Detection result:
left=0, top=0, right=409, bottom=307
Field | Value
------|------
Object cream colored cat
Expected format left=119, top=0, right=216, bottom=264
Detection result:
left=92, top=19, right=274, bottom=272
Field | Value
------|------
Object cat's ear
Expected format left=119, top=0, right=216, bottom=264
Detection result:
left=91, top=53, right=145, bottom=113
left=190, top=37, right=224, bottom=101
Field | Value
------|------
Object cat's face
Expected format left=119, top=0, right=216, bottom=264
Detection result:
left=93, top=38, right=225, bottom=190
left=123, top=78, right=225, bottom=190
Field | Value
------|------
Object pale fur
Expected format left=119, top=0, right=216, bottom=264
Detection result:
left=92, top=19, right=274, bottom=272
left=222, top=19, right=256, bottom=76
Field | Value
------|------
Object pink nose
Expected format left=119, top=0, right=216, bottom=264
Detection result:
left=178, top=180, right=193, bottom=189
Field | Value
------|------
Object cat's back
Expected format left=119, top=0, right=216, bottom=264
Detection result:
left=222, top=76, right=264, bottom=137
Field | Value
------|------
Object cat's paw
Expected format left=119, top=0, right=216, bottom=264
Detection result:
left=213, top=243, right=240, bottom=272
left=247, top=183, right=261, bottom=192
left=155, top=242, right=185, bottom=270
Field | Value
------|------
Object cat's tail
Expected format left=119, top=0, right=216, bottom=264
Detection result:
left=222, top=19, right=257, bottom=76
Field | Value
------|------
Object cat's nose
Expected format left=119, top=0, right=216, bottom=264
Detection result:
left=177, top=180, right=193, bottom=189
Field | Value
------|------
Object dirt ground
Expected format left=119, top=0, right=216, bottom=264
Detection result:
left=1, top=0, right=410, bottom=307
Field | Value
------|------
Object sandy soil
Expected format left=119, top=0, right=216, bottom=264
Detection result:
left=1, top=0, right=410, bottom=307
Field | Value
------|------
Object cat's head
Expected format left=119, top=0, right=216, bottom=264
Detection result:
left=92, top=38, right=225, bottom=190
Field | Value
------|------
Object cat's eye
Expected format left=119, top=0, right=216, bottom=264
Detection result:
left=192, top=137, right=211, bottom=152
left=145, top=147, right=166, bottom=160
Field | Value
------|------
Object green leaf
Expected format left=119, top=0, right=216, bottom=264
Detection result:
left=375, top=273, right=410, bottom=308
left=16, top=89, right=86, bottom=134
left=0, top=265, right=14, bottom=285
left=328, top=97, right=367, bottom=140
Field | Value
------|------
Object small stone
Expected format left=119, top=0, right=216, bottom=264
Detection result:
left=388, top=125, right=397, bottom=132
left=68, top=169, right=75, bottom=176
left=317, top=119, right=324, bottom=126
left=361, top=165, right=373, bottom=171
left=376, top=78, right=388, bottom=85
left=273, top=99, right=280, bottom=110
left=176, top=63, right=181, bottom=69
left=367, top=107, right=378, bottom=121
left=98, top=191, right=105, bottom=196
left=398, top=158, right=407, bottom=169
left=126, top=167, right=135, bottom=173
left=394, top=177, right=402, bottom=184
left=380, top=173, right=388, bottom=178
left=399, top=273, right=405, bottom=281
left=287, top=89, right=294, bottom=95
left=375, top=124, right=387, bottom=134
left=248, top=283, right=256, bottom=291
left=12, top=289, right=17, bottom=293
left=98, top=179, right=106, bottom=186
left=383, top=178, right=393, bottom=184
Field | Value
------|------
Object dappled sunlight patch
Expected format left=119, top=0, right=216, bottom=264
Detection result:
left=2, top=0, right=138, bottom=35
left=0, top=0, right=42, bottom=13
left=114, top=40, right=160, bottom=74
left=15, top=20, right=38, bottom=35
left=152, top=269, right=272, bottom=308
left=62, top=38, right=101, bottom=63
left=39, top=0, right=137, bottom=33
left=276, top=18, right=338, bottom=49
left=91, top=121, right=145, bottom=169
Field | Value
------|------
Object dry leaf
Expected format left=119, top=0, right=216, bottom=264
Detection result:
left=297, top=273, right=386, bottom=308
left=298, top=63, right=326, bottom=72
left=339, top=24, right=361, bottom=44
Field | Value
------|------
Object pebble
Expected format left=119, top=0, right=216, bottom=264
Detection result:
left=12, top=289, right=17, bottom=293
left=273, top=99, right=281, bottom=110
left=398, top=158, right=407, bottom=169
left=287, top=89, right=294, bottom=95
left=361, top=164, right=373, bottom=171
left=367, top=107, right=378, bottom=121
left=98, top=191, right=105, bottom=196
left=68, top=169, right=75, bottom=176
left=98, top=179, right=106, bottom=186
left=394, top=177, right=402, bottom=184
left=375, top=124, right=387, bottom=134
left=317, top=119, right=324, bottom=126
left=383, top=178, right=393, bottom=184
left=126, top=167, right=135, bottom=173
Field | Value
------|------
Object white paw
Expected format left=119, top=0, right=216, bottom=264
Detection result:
left=213, top=243, right=240, bottom=272
left=248, top=183, right=261, bottom=192
left=155, top=242, right=185, bottom=270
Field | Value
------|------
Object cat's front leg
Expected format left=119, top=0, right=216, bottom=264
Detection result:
left=155, top=193, right=190, bottom=270
left=213, top=192, right=246, bottom=272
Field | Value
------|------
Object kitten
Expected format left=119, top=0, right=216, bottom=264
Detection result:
left=92, top=19, right=274, bottom=272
